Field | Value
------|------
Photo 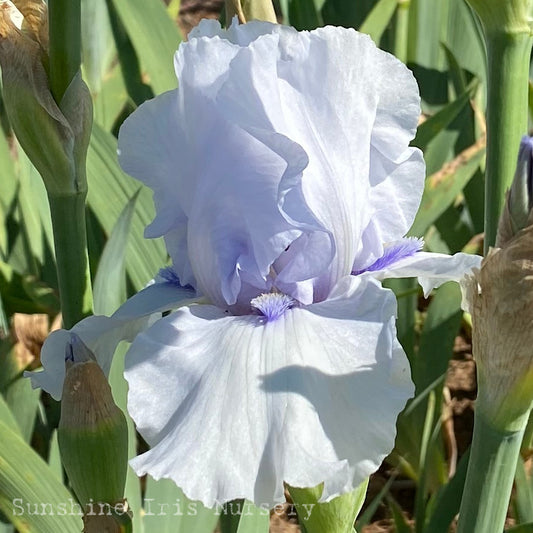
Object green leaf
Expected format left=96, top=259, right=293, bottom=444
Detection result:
left=3, top=378, right=40, bottom=443
left=413, top=391, right=437, bottom=532
left=93, top=190, right=140, bottom=315
left=0, top=128, right=17, bottom=260
left=0, top=521, right=14, bottom=533
left=383, top=278, right=417, bottom=359
left=387, top=496, right=413, bottom=533
left=81, top=0, right=115, bottom=95
left=47, top=430, right=63, bottom=483
left=108, top=345, right=144, bottom=533
left=108, top=0, right=181, bottom=94
left=416, top=282, right=462, bottom=391
left=355, top=474, right=396, bottom=529
left=423, top=450, right=470, bottom=533
left=105, top=0, right=154, bottom=107
left=444, top=0, right=486, bottom=89
left=0, top=394, right=21, bottom=437
left=408, top=143, right=485, bottom=238
left=395, top=283, right=462, bottom=492
left=514, top=456, right=533, bottom=524
left=0, top=261, right=58, bottom=316
left=359, top=0, right=398, bottom=44
left=408, top=0, right=486, bottom=112
left=289, top=480, right=368, bottom=533
left=236, top=502, right=269, bottom=533
left=0, top=419, right=83, bottom=532
left=143, top=478, right=218, bottom=533
left=321, top=0, right=371, bottom=28
left=0, top=292, right=8, bottom=338
left=0, top=339, right=40, bottom=444
left=87, top=124, right=166, bottom=291
left=407, top=0, right=450, bottom=71
left=92, top=59, right=129, bottom=131
left=413, top=80, right=478, bottom=152
left=14, top=148, right=54, bottom=268
left=287, top=0, right=323, bottom=30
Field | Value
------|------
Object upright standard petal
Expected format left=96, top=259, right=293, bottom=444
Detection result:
left=119, top=42, right=323, bottom=309
left=124, top=276, right=413, bottom=507
left=205, top=21, right=424, bottom=297
left=26, top=280, right=195, bottom=400
left=119, top=21, right=425, bottom=307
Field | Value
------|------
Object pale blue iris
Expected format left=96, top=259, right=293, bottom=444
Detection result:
left=353, top=237, right=424, bottom=275
left=250, top=293, right=296, bottom=321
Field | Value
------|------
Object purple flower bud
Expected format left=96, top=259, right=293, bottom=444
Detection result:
left=509, top=136, right=533, bottom=231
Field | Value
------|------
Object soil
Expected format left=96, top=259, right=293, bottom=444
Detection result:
left=176, top=0, right=224, bottom=36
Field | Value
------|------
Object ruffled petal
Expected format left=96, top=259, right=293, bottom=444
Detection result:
left=119, top=21, right=425, bottom=307
left=124, top=276, right=413, bottom=507
left=118, top=91, right=195, bottom=287
left=206, top=22, right=424, bottom=299
left=362, top=251, right=482, bottom=298
left=25, top=281, right=195, bottom=400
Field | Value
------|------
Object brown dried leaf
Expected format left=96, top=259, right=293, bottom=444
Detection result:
left=470, top=224, right=533, bottom=426
left=11, top=312, right=49, bottom=369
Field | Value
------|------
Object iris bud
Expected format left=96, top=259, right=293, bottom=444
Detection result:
left=0, top=0, right=92, bottom=196
left=467, top=225, right=533, bottom=431
left=58, top=334, right=129, bottom=512
left=497, top=135, right=533, bottom=246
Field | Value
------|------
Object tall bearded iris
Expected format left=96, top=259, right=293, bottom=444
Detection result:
left=28, top=20, right=481, bottom=507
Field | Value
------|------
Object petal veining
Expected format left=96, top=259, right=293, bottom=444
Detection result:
left=118, top=21, right=425, bottom=306
left=361, top=250, right=483, bottom=305
left=124, top=276, right=413, bottom=507
left=353, top=237, right=424, bottom=275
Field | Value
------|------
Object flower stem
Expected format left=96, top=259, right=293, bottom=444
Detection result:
left=48, top=0, right=81, bottom=103
left=456, top=412, right=529, bottom=533
left=483, top=29, right=533, bottom=251
left=48, top=194, right=93, bottom=329
left=47, top=0, right=93, bottom=328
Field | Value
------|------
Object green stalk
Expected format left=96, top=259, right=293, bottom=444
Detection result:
left=394, top=0, right=410, bottom=64
left=456, top=412, right=529, bottom=533
left=483, top=30, right=532, bottom=250
left=48, top=194, right=93, bottom=329
left=48, top=0, right=82, bottom=103
left=47, top=0, right=93, bottom=328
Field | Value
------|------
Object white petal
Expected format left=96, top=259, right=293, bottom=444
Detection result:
left=361, top=147, right=425, bottom=259
left=190, top=18, right=280, bottom=46
left=113, top=279, right=195, bottom=319
left=118, top=91, right=195, bottom=287
left=119, top=22, right=425, bottom=307
left=210, top=25, right=424, bottom=300
left=25, top=282, right=194, bottom=400
left=124, top=276, right=413, bottom=507
left=121, top=34, right=326, bottom=308
left=366, top=251, right=483, bottom=299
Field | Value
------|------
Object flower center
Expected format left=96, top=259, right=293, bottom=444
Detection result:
left=250, top=293, right=295, bottom=322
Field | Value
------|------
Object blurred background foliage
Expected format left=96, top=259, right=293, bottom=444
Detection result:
left=0, top=0, right=532, bottom=532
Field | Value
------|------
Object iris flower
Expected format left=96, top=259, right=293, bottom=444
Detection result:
left=28, top=20, right=481, bottom=508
